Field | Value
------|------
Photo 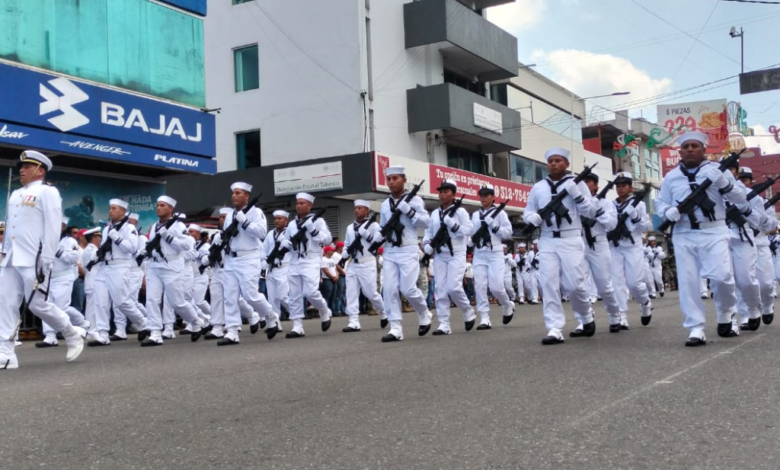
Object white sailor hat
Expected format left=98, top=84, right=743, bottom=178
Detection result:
left=129, top=213, right=140, bottom=220
left=544, top=147, right=570, bottom=161
left=478, top=183, right=495, bottom=195
left=20, top=150, right=53, bottom=171
left=219, top=207, right=232, bottom=216
left=109, top=198, right=129, bottom=210
left=354, top=199, right=371, bottom=208
left=532, top=239, right=539, bottom=244
left=648, top=235, right=656, bottom=241
left=178, top=214, right=186, bottom=220
left=517, top=242, right=526, bottom=248
left=84, top=227, right=101, bottom=236
left=273, top=209, right=290, bottom=218
left=384, top=165, right=405, bottom=176
left=677, top=130, right=708, bottom=147
left=614, top=172, right=633, bottom=184
left=739, top=167, right=753, bottom=179
left=157, top=195, right=177, bottom=208
left=231, top=182, right=253, bottom=193
left=436, top=178, right=457, bottom=192
left=188, top=224, right=203, bottom=232
left=62, top=216, right=70, bottom=225
left=296, top=192, right=315, bottom=204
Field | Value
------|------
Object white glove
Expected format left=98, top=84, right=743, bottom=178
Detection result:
left=41, top=257, right=54, bottom=272
left=280, top=239, right=292, bottom=251
left=396, top=201, right=412, bottom=215
left=108, top=229, right=120, bottom=241
left=624, top=205, right=637, bottom=219
left=235, top=211, right=247, bottom=224
left=444, top=216, right=457, bottom=229
left=273, top=257, right=282, bottom=267
left=201, top=255, right=210, bottom=266
left=483, top=216, right=494, bottom=226
left=665, top=207, right=681, bottom=222
left=358, top=226, right=370, bottom=238
left=157, top=226, right=168, bottom=237
left=302, top=218, right=315, bottom=231
left=212, top=233, right=222, bottom=246
left=423, top=244, right=434, bottom=255
left=525, top=213, right=543, bottom=227
left=489, top=218, right=500, bottom=230
left=261, top=260, right=269, bottom=271
left=562, top=180, right=582, bottom=199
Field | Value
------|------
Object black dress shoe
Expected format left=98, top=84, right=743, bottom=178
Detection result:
left=250, top=322, right=260, bottom=335
left=659, top=292, right=664, bottom=297
left=286, top=331, right=305, bottom=339
left=259, top=320, right=267, bottom=330
left=465, top=320, right=475, bottom=331
left=641, top=315, right=652, bottom=326
left=140, top=339, right=163, bottom=347
left=380, top=319, right=389, bottom=328
left=747, top=318, right=761, bottom=331
left=217, top=337, right=239, bottom=346
left=204, top=333, right=222, bottom=340
left=35, top=341, right=58, bottom=348
left=87, top=340, right=110, bottom=347
left=321, top=320, right=331, bottom=332
left=109, top=335, right=127, bottom=342
left=541, top=335, right=564, bottom=345
left=381, top=333, right=400, bottom=342
left=342, top=326, right=360, bottom=333
left=717, top=323, right=734, bottom=338
left=191, top=327, right=206, bottom=342
left=503, top=314, right=514, bottom=325
left=179, top=329, right=192, bottom=335
left=649, top=295, right=657, bottom=299
left=569, top=328, right=585, bottom=338
left=685, top=337, right=706, bottom=347
left=137, top=330, right=151, bottom=342
left=432, top=329, right=449, bottom=336
left=476, top=324, right=491, bottom=330
left=763, top=314, right=774, bottom=325
left=418, top=324, right=431, bottom=336
left=266, top=325, right=279, bottom=340
left=619, top=325, right=629, bottom=330
left=241, top=318, right=249, bottom=325
left=582, top=321, right=596, bottom=337
left=609, top=324, right=621, bottom=333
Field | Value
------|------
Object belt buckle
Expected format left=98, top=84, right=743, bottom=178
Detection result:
left=552, top=231, right=561, bottom=239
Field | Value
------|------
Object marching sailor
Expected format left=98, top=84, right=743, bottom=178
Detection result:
left=263, top=210, right=292, bottom=325
left=503, top=246, right=517, bottom=305
left=111, top=213, right=148, bottom=341
left=514, top=244, right=527, bottom=304
left=646, top=237, right=665, bottom=298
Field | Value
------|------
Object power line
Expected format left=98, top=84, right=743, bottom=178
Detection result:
left=723, top=0, right=780, bottom=4
left=672, top=0, right=721, bottom=79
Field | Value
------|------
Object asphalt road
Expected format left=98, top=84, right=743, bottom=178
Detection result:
left=3, top=292, right=780, bottom=470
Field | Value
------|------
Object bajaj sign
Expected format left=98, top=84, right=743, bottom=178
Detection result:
left=0, top=62, right=215, bottom=159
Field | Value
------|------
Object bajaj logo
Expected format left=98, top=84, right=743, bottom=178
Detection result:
left=39, top=78, right=90, bottom=132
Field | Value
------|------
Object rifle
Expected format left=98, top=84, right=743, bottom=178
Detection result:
left=581, top=178, right=616, bottom=232
left=199, top=195, right=261, bottom=273
left=520, top=163, right=598, bottom=237
left=268, top=207, right=327, bottom=270
left=135, top=213, right=182, bottom=266
left=368, top=180, right=425, bottom=255
left=86, top=215, right=129, bottom=271
left=421, top=195, right=465, bottom=266
left=725, top=176, right=778, bottom=230
left=765, top=192, right=780, bottom=210
left=607, top=192, right=646, bottom=247
left=338, top=213, right=377, bottom=268
left=658, top=149, right=745, bottom=233
left=471, top=199, right=509, bottom=249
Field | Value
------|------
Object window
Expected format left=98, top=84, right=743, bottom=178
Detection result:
left=447, top=146, right=487, bottom=175
left=510, top=154, right=548, bottom=185
left=234, top=45, right=259, bottom=92
left=236, top=130, right=261, bottom=169
left=490, top=84, right=508, bottom=106
left=443, top=69, right=483, bottom=95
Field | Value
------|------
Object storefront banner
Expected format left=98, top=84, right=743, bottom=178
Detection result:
left=657, top=99, right=727, bottom=175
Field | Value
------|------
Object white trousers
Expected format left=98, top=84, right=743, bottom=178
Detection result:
left=432, top=252, right=474, bottom=332
left=266, top=267, right=290, bottom=316
left=644, top=263, right=657, bottom=297
left=773, top=254, right=780, bottom=282
left=700, top=278, right=709, bottom=297
left=288, top=259, right=329, bottom=322
left=672, top=228, right=737, bottom=329
left=730, top=237, right=761, bottom=320
left=537, top=237, right=592, bottom=334
left=473, top=250, right=513, bottom=325
left=652, top=265, right=664, bottom=293
left=383, top=251, right=430, bottom=336
left=209, top=268, right=259, bottom=329
left=755, top=244, right=775, bottom=315
left=145, top=265, right=201, bottom=332
left=223, top=254, right=274, bottom=330
left=610, top=244, right=650, bottom=314
left=503, top=270, right=515, bottom=301
left=192, top=273, right=211, bottom=317
left=97, top=265, right=146, bottom=335
left=42, top=275, right=87, bottom=335
left=584, top=239, right=620, bottom=323
left=114, top=268, right=146, bottom=333
left=346, top=260, right=384, bottom=329
left=524, top=271, right=539, bottom=302
left=0, top=266, right=73, bottom=340
left=515, top=267, right=525, bottom=300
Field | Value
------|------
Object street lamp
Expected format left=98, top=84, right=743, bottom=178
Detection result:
left=570, top=91, right=631, bottom=170
left=729, top=26, right=744, bottom=74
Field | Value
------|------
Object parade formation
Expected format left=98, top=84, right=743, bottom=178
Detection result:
left=2, top=130, right=780, bottom=370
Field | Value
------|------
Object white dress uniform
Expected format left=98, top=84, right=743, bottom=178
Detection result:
left=642, top=245, right=657, bottom=298
left=143, top=197, right=206, bottom=345
left=222, top=191, right=278, bottom=343
left=504, top=252, right=517, bottom=302
left=527, top=248, right=541, bottom=302
left=513, top=250, right=526, bottom=302
left=81, top=238, right=102, bottom=337
left=655, top=131, right=746, bottom=344
left=580, top=191, right=621, bottom=327
left=191, top=234, right=212, bottom=320
left=376, top=166, right=432, bottom=342
left=282, top=193, right=333, bottom=337
left=41, top=234, right=88, bottom=343
left=423, top=188, right=475, bottom=334
left=523, top=148, right=597, bottom=343
left=92, top=206, right=148, bottom=344
left=770, top=234, right=780, bottom=290
left=469, top=189, right=515, bottom=328
left=113, top=216, right=148, bottom=340
left=647, top=242, right=665, bottom=296
left=744, top=176, right=778, bottom=324
left=263, top=213, right=292, bottom=323
left=174, top=234, right=207, bottom=334
left=342, top=201, right=385, bottom=332
left=609, top=184, right=653, bottom=327
left=0, top=151, right=85, bottom=368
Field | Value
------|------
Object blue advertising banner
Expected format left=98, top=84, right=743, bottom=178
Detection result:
left=0, top=62, right=215, bottom=159
left=0, top=120, right=217, bottom=174
left=159, top=0, right=207, bottom=16
left=1, top=168, right=165, bottom=234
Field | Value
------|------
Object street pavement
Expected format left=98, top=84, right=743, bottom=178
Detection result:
left=3, top=291, right=780, bottom=470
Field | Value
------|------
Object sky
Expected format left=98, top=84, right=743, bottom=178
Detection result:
left=486, top=0, right=780, bottom=154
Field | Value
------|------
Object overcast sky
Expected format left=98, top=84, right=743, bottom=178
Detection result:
left=487, top=0, right=780, bottom=153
